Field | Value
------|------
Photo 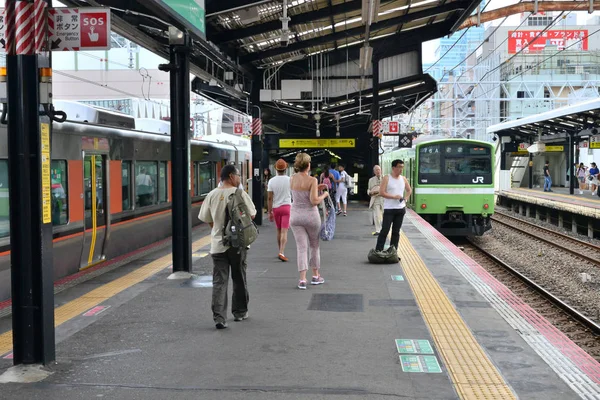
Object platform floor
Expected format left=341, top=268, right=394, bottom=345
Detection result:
left=500, top=186, right=600, bottom=209
left=0, top=207, right=599, bottom=399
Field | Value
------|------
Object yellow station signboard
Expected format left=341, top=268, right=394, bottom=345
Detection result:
left=279, top=138, right=356, bottom=148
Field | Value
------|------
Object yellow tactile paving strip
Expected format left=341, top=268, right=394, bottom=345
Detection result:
left=399, top=233, right=516, bottom=399
left=0, top=235, right=212, bottom=356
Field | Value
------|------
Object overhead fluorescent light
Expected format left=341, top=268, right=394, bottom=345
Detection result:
left=359, top=46, right=373, bottom=72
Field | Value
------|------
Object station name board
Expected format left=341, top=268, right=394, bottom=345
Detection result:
left=279, top=139, right=356, bottom=148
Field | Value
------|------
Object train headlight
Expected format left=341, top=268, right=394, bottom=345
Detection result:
left=483, top=204, right=489, bottom=209
left=421, top=203, right=427, bottom=209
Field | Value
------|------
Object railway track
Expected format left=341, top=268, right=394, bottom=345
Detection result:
left=463, top=239, right=600, bottom=361
left=492, top=210, right=600, bottom=267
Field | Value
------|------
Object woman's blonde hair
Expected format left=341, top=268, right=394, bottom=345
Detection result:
left=294, top=152, right=311, bottom=172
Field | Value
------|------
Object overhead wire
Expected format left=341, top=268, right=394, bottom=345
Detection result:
left=434, top=9, right=576, bottom=114
left=437, top=19, right=599, bottom=114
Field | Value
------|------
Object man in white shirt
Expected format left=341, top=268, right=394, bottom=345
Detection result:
left=267, top=159, right=292, bottom=261
left=335, top=164, right=349, bottom=216
left=199, top=164, right=256, bottom=329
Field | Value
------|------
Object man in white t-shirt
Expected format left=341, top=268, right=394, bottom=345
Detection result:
left=199, top=164, right=256, bottom=330
left=335, top=163, right=349, bottom=216
left=267, top=159, right=292, bottom=261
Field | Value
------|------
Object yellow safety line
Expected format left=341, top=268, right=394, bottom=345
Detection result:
left=398, top=233, right=516, bottom=399
left=88, top=155, right=97, bottom=265
left=0, top=235, right=212, bottom=356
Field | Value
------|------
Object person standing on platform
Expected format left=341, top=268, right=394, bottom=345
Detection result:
left=328, top=163, right=340, bottom=213
left=268, top=159, right=292, bottom=262
left=290, top=153, right=329, bottom=290
left=576, top=163, right=587, bottom=195
left=199, top=164, right=256, bottom=330
left=263, top=168, right=272, bottom=213
left=368, top=165, right=384, bottom=236
left=589, top=162, right=599, bottom=195
left=376, top=159, right=412, bottom=252
left=543, top=161, right=553, bottom=192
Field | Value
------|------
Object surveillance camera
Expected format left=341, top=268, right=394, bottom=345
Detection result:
left=592, top=128, right=598, bottom=135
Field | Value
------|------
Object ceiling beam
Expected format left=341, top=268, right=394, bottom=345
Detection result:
left=278, top=20, right=450, bottom=77
left=240, top=1, right=469, bottom=63
left=208, top=0, right=370, bottom=43
left=205, top=0, right=270, bottom=17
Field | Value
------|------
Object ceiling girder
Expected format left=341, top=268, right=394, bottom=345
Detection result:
left=208, top=0, right=382, bottom=43
left=240, top=1, right=469, bottom=63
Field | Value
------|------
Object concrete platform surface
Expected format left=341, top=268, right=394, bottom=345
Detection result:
left=0, top=205, right=597, bottom=399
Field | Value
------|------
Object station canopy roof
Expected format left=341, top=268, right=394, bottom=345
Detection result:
left=61, top=0, right=479, bottom=129
left=486, top=98, right=600, bottom=140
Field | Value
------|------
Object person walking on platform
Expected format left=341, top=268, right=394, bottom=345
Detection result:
left=368, top=165, right=384, bottom=236
left=199, top=164, right=256, bottom=329
left=376, top=159, right=412, bottom=253
left=290, top=153, right=329, bottom=290
left=328, top=163, right=340, bottom=213
left=335, top=164, right=349, bottom=216
left=268, top=159, right=292, bottom=262
left=589, top=162, right=599, bottom=195
left=543, top=160, right=553, bottom=192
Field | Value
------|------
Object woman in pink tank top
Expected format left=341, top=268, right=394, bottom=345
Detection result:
left=290, top=153, right=329, bottom=290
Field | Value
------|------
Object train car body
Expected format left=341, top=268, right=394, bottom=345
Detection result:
left=0, top=102, right=251, bottom=301
left=382, top=138, right=494, bottom=236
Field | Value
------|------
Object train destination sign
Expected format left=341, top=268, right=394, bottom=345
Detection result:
left=279, top=139, right=356, bottom=148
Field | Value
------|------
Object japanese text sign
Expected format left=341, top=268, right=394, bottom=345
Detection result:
left=508, top=30, right=588, bottom=54
left=48, top=8, right=111, bottom=51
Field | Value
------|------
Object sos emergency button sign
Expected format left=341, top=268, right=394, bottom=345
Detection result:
left=48, top=8, right=110, bottom=51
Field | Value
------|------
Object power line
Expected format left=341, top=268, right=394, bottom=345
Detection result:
left=437, top=25, right=600, bottom=114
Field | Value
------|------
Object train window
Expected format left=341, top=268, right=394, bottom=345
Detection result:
left=419, top=145, right=441, bottom=173
left=158, top=161, right=168, bottom=203
left=51, top=160, right=68, bottom=225
left=122, top=161, right=132, bottom=210
left=196, top=161, right=214, bottom=196
left=193, top=162, right=199, bottom=197
left=0, top=160, right=9, bottom=238
left=444, top=145, right=492, bottom=174
left=135, top=161, right=158, bottom=207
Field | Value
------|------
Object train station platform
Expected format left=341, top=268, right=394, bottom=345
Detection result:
left=0, top=206, right=599, bottom=399
left=497, top=187, right=600, bottom=237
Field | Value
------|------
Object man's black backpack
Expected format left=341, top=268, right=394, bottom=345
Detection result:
left=223, top=189, right=258, bottom=250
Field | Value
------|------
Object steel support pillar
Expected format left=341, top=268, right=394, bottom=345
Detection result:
left=162, top=33, right=192, bottom=273
left=6, top=0, right=55, bottom=365
left=251, top=81, right=263, bottom=225
left=370, top=56, right=380, bottom=172
left=568, top=134, right=575, bottom=195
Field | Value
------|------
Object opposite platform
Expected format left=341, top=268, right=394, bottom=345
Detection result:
left=0, top=207, right=598, bottom=399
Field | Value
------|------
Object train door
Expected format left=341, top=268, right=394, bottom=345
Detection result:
left=80, top=154, right=109, bottom=269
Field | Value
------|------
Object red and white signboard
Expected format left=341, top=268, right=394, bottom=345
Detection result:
left=372, top=120, right=382, bottom=137
left=233, top=122, right=244, bottom=134
left=389, top=121, right=399, bottom=134
left=48, top=8, right=111, bottom=51
left=508, top=30, right=588, bottom=54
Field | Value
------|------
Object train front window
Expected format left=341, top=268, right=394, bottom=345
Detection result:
left=51, top=160, right=68, bottom=226
left=419, top=145, right=441, bottom=173
left=419, top=143, right=492, bottom=184
left=0, top=160, right=8, bottom=238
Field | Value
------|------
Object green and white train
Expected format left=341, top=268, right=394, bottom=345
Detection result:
left=381, top=138, right=494, bottom=236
